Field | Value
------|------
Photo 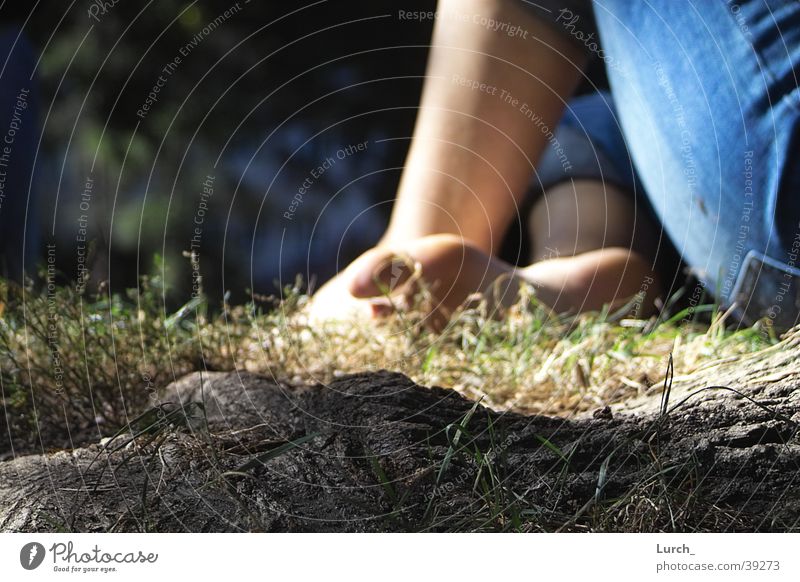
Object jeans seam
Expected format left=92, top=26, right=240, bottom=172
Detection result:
left=714, top=0, right=800, bottom=113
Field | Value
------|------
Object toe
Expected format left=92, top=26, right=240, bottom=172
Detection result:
left=348, top=248, right=415, bottom=298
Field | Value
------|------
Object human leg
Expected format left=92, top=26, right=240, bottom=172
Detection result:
left=344, top=92, right=665, bottom=323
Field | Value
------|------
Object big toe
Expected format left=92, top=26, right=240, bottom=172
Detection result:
left=347, top=247, right=415, bottom=298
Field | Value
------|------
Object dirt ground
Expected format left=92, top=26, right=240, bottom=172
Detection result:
left=1, top=333, right=799, bottom=532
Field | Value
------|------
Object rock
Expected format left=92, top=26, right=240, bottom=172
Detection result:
left=1, top=341, right=799, bottom=531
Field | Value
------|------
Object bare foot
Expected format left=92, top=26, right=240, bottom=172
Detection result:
left=309, top=234, right=660, bottom=327
left=306, top=262, right=375, bottom=324
left=306, top=235, right=513, bottom=327
left=347, top=234, right=528, bottom=327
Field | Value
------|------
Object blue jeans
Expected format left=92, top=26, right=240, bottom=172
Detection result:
left=0, top=26, right=39, bottom=282
left=597, top=0, right=800, bottom=329
left=542, top=0, right=800, bottom=329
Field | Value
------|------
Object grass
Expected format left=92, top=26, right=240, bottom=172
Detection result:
left=285, top=286, right=776, bottom=416
left=0, top=267, right=788, bottom=531
left=0, top=267, right=778, bottom=453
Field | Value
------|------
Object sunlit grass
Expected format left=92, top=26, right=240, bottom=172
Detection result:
left=1, top=270, right=791, bottom=532
left=0, top=272, right=778, bottom=453
left=266, top=286, right=776, bottom=416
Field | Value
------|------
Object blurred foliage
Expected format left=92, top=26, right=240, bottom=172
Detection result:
left=6, top=1, right=436, bottom=304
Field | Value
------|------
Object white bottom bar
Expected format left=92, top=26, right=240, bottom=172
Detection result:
left=2, top=533, right=798, bottom=580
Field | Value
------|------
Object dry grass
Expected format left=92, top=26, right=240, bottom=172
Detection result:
left=0, top=275, right=778, bottom=453
left=1, top=274, right=792, bottom=532
left=254, top=287, right=776, bottom=417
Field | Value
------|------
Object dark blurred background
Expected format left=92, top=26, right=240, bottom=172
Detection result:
left=2, top=0, right=611, bottom=308
left=2, top=0, right=441, bottom=305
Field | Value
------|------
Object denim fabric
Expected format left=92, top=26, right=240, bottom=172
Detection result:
left=587, top=0, right=800, bottom=327
left=536, top=91, right=638, bottom=193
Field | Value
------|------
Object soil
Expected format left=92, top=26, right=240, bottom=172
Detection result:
left=1, top=335, right=799, bottom=532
